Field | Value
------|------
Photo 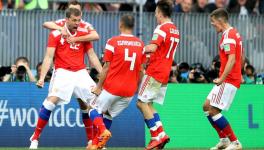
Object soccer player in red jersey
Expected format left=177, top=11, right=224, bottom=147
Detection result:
left=43, top=1, right=99, bottom=43
left=136, top=1, right=180, bottom=149
left=29, top=8, right=102, bottom=149
left=202, top=8, right=244, bottom=150
left=87, top=15, right=145, bottom=150
left=43, top=1, right=100, bottom=145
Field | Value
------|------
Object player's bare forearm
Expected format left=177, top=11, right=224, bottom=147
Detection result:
left=219, top=54, right=236, bottom=82
left=87, top=48, right=102, bottom=73
left=77, top=31, right=99, bottom=42
left=43, top=21, right=63, bottom=31
left=40, top=47, right=55, bottom=81
left=144, top=44, right=158, bottom=53
left=97, top=62, right=110, bottom=89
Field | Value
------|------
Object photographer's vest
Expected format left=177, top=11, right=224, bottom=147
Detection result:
left=15, top=0, right=48, bottom=10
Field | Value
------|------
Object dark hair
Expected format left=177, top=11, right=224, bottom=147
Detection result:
left=246, top=64, right=255, bottom=73
left=120, top=14, right=134, bottom=29
left=68, top=0, right=81, bottom=8
left=65, top=8, right=81, bottom=18
left=210, top=8, right=229, bottom=22
left=15, top=56, right=29, bottom=64
left=36, top=62, right=43, bottom=71
left=156, top=0, right=173, bottom=18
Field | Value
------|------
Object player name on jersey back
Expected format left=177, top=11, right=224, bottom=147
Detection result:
left=117, top=40, right=142, bottom=47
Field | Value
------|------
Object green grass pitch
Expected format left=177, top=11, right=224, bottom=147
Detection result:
left=0, top=148, right=263, bottom=150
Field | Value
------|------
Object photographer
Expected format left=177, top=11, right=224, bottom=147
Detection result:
left=188, top=63, right=208, bottom=83
left=205, top=55, right=221, bottom=83
left=3, top=57, right=36, bottom=82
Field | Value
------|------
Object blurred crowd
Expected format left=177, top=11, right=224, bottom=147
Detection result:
left=0, top=0, right=263, bottom=15
left=168, top=55, right=264, bottom=84
left=0, top=55, right=263, bottom=84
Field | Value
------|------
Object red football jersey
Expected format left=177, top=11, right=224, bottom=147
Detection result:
left=219, top=27, right=243, bottom=88
left=146, top=22, right=180, bottom=84
left=47, top=29, right=92, bottom=71
left=103, top=34, right=145, bottom=97
left=55, top=19, right=95, bottom=32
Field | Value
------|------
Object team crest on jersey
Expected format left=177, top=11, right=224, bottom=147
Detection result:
left=224, top=44, right=230, bottom=52
left=152, top=34, right=158, bottom=40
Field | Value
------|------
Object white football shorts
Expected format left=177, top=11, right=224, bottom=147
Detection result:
left=137, top=75, right=167, bottom=105
left=207, top=82, right=237, bottom=110
left=48, top=68, right=96, bottom=104
left=91, top=89, right=132, bottom=118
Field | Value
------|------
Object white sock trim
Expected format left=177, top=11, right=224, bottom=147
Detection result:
left=150, top=126, right=158, bottom=131
left=204, top=111, right=209, bottom=116
left=156, top=121, right=162, bottom=128
left=43, top=99, right=56, bottom=111
left=212, top=113, right=223, bottom=121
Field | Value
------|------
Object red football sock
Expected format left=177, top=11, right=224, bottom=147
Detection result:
left=32, top=118, right=48, bottom=140
left=83, top=118, right=93, bottom=141
left=213, top=124, right=226, bottom=138
left=222, top=124, right=237, bottom=141
left=93, top=117, right=106, bottom=133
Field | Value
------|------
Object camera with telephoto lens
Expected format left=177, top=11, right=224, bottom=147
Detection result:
left=16, top=66, right=27, bottom=80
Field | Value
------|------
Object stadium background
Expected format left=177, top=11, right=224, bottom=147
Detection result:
left=0, top=0, right=264, bottom=149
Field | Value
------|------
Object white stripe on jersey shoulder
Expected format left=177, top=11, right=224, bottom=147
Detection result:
left=223, top=27, right=233, bottom=39
left=55, top=18, right=65, bottom=23
left=105, top=44, right=114, bottom=53
left=51, top=30, right=61, bottom=37
left=81, top=19, right=93, bottom=28
left=222, top=27, right=235, bottom=45
left=223, top=38, right=236, bottom=45
left=77, top=27, right=89, bottom=33
left=154, top=27, right=166, bottom=38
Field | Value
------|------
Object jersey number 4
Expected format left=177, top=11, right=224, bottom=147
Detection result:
left=125, top=48, right=136, bottom=71
left=166, top=37, right=179, bottom=59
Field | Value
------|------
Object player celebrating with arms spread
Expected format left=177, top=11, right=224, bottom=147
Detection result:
left=29, top=8, right=102, bottom=149
left=202, top=8, right=244, bottom=150
left=136, top=0, right=180, bottom=149
left=87, top=14, right=145, bottom=150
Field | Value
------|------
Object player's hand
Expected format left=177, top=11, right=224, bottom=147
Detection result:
left=213, top=78, right=223, bottom=86
left=92, top=86, right=102, bottom=96
left=67, top=36, right=77, bottom=44
left=36, top=79, right=44, bottom=88
left=61, top=27, right=68, bottom=37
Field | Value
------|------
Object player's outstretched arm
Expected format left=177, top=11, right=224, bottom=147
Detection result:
left=96, top=62, right=110, bottom=91
left=43, top=21, right=63, bottom=31
left=37, top=47, right=55, bottom=88
left=144, top=44, right=158, bottom=53
left=67, top=28, right=100, bottom=43
left=87, top=48, right=102, bottom=73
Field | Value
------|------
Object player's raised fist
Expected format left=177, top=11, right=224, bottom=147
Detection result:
left=36, top=79, right=44, bottom=88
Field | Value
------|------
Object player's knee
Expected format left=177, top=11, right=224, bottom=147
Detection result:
left=136, top=100, right=144, bottom=110
left=202, top=100, right=210, bottom=111
left=208, top=106, right=221, bottom=116
left=77, top=98, right=88, bottom=110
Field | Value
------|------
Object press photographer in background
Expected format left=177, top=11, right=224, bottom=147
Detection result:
left=188, top=63, right=208, bottom=83
left=1, top=57, right=36, bottom=82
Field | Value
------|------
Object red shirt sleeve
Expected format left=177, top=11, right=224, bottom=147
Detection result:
left=150, top=26, right=166, bottom=46
left=47, top=32, right=59, bottom=48
left=223, top=32, right=236, bottom=55
left=103, top=39, right=115, bottom=62
left=55, top=19, right=65, bottom=27
left=85, top=42, right=93, bottom=52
